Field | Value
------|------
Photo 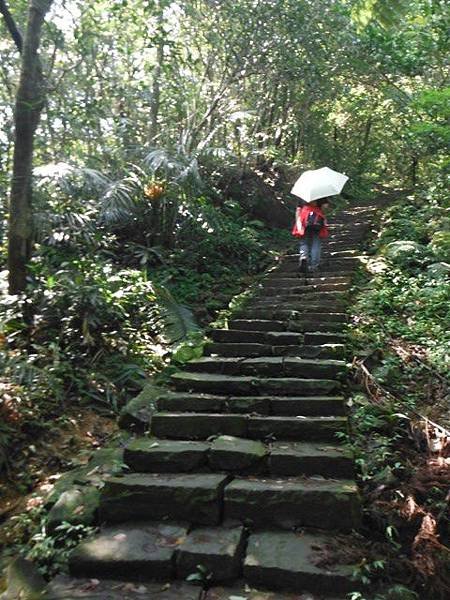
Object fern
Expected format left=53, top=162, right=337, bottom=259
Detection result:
left=153, top=284, right=199, bottom=345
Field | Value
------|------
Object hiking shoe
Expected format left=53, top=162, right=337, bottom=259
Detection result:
left=298, top=258, right=308, bottom=274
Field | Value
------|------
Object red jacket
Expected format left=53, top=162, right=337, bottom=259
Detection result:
left=292, top=204, right=329, bottom=239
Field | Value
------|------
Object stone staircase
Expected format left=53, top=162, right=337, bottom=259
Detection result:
left=49, top=204, right=377, bottom=599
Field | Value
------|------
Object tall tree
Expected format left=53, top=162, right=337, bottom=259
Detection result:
left=4, top=0, right=53, bottom=294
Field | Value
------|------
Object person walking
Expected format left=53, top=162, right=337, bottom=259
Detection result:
left=292, top=198, right=329, bottom=273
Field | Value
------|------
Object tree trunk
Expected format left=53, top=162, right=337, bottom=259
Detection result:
left=148, top=37, right=164, bottom=144
left=356, top=117, right=373, bottom=174
left=411, top=155, right=418, bottom=187
left=7, top=0, right=53, bottom=294
left=0, top=0, right=23, bottom=52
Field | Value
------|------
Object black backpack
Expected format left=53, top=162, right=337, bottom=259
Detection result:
left=306, top=210, right=325, bottom=232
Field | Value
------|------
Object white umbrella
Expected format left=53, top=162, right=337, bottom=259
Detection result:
left=291, top=167, right=348, bottom=203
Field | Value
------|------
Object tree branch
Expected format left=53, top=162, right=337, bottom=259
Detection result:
left=0, top=0, right=23, bottom=53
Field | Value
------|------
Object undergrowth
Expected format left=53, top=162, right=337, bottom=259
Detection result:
left=345, top=184, right=450, bottom=599
left=0, top=161, right=290, bottom=495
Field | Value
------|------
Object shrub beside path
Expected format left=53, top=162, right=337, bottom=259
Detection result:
left=46, top=203, right=378, bottom=599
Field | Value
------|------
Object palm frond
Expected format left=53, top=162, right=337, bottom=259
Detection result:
left=34, top=162, right=111, bottom=193
left=33, top=209, right=96, bottom=245
left=153, top=284, right=199, bottom=345
left=143, top=148, right=202, bottom=185
left=99, top=169, right=142, bottom=225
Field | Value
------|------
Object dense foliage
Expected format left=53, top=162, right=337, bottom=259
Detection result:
left=0, top=0, right=449, bottom=596
left=345, top=182, right=449, bottom=598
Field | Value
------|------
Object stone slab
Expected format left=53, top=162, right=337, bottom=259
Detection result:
left=304, top=332, right=346, bottom=345
left=207, top=584, right=344, bottom=599
left=236, top=311, right=348, bottom=324
left=273, top=345, right=345, bottom=360
left=224, top=477, right=361, bottom=531
left=46, top=576, right=199, bottom=599
left=151, top=413, right=248, bottom=439
left=47, top=576, right=337, bottom=599
left=171, top=372, right=257, bottom=395
left=205, top=343, right=273, bottom=357
left=282, top=358, right=345, bottom=379
left=100, top=473, right=228, bottom=525
left=268, top=442, right=354, bottom=478
left=269, top=396, right=346, bottom=416
left=211, top=330, right=303, bottom=345
left=248, top=416, right=347, bottom=442
left=244, top=531, right=356, bottom=595
left=47, top=487, right=100, bottom=533
left=69, top=522, right=187, bottom=580
left=170, top=373, right=340, bottom=397
left=256, top=378, right=340, bottom=397
left=157, top=392, right=226, bottom=413
left=209, top=436, right=267, bottom=472
left=211, top=329, right=269, bottom=344
left=124, top=438, right=209, bottom=472
left=225, top=396, right=271, bottom=415
left=287, top=322, right=344, bottom=334
left=176, top=526, right=245, bottom=582
left=1, top=558, right=46, bottom=600
left=118, top=384, right=161, bottom=430
left=228, top=320, right=285, bottom=332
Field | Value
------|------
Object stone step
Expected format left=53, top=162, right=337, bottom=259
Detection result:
left=185, top=356, right=346, bottom=379
left=99, top=473, right=229, bottom=524
left=99, top=473, right=361, bottom=531
left=262, top=281, right=351, bottom=292
left=264, top=272, right=352, bottom=282
left=268, top=441, right=354, bottom=477
left=266, top=262, right=353, bottom=271
left=249, top=301, right=346, bottom=313
left=268, top=395, right=346, bottom=416
left=244, top=531, right=357, bottom=594
left=251, top=297, right=347, bottom=310
left=69, top=522, right=188, bottom=580
left=278, top=261, right=361, bottom=274
left=325, top=249, right=360, bottom=257
left=277, top=255, right=361, bottom=274
left=204, top=342, right=345, bottom=359
left=262, top=288, right=349, bottom=299
left=151, top=412, right=249, bottom=439
left=125, top=438, right=210, bottom=472
left=175, top=524, right=245, bottom=583
left=170, top=372, right=341, bottom=396
left=234, top=309, right=348, bottom=323
left=47, top=575, right=201, bottom=600
left=158, top=391, right=346, bottom=416
left=281, top=253, right=362, bottom=262
left=304, top=331, right=347, bottom=344
left=150, top=413, right=347, bottom=442
left=263, top=274, right=351, bottom=284
left=211, top=329, right=309, bottom=345
left=69, top=522, right=246, bottom=585
left=279, top=267, right=358, bottom=278
left=228, top=319, right=345, bottom=333
left=247, top=415, right=347, bottom=441
left=159, top=392, right=262, bottom=414
left=124, top=437, right=353, bottom=478
left=46, top=574, right=344, bottom=599
left=224, top=476, right=361, bottom=531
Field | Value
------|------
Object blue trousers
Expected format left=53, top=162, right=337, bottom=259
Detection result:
left=299, top=231, right=322, bottom=270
